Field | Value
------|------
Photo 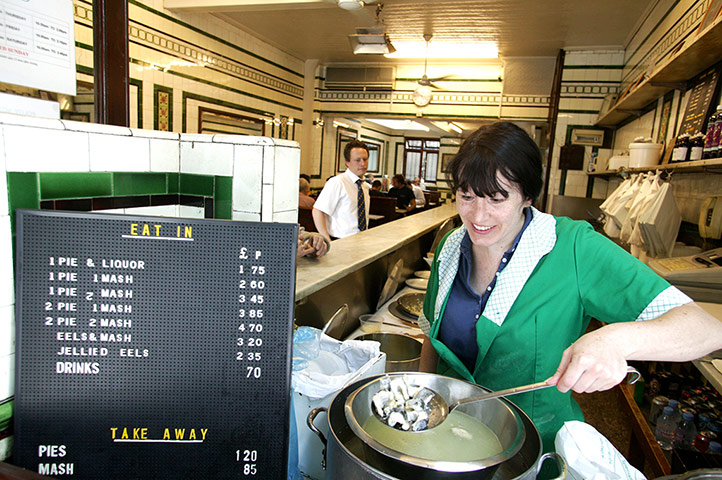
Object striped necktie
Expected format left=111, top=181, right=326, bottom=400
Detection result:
left=356, top=179, right=367, bottom=231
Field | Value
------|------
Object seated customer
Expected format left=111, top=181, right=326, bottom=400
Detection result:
left=369, top=180, right=386, bottom=196
left=409, top=178, right=425, bottom=208
left=388, top=174, right=416, bottom=213
left=299, top=177, right=315, bottom=209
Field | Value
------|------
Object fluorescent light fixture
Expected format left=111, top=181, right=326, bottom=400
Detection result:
left=349, top=32, right=396, bottom=55
left=448, top=122, right=463, bottom=134
left=333, top=121, right=350, bottom=129
left=338, top=0, right=364, bottom=10
left=385, top=41, right=498, bottom=59
left=365, top=118, right=430, bottom=131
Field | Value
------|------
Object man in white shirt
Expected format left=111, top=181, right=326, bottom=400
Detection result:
left=312, top=140, right=370, bottom=242
left=411, top=177, right=425, bottom=208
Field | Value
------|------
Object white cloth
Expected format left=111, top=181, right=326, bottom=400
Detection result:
left=313, top=169, right=370, bottom=238
left=412, top=184, right=425, bottom=207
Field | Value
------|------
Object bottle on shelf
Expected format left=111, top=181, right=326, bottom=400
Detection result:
left=674, top=411, right=698, bottom=449
left=649, top=395, right=669, bottom=426
left=703, top=106, right=721, bottom=159
left=656, top=406, right=678, bottom=450
left=668, top=399, right=682, bottom=424
left=711, top=105, right=722, bottom=159
left=671, top=134, right=691, bottom=163
left=689, top=133, right=705, bottom=162
left=710, top=440, right=721, bottom=454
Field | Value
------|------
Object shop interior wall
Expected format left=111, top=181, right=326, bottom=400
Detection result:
left=549, top=0, right=722, bottom=236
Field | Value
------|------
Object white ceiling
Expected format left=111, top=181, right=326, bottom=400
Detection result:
left=166, top=0, right=654, bottom=64
left=164, top=0, right=656, bottom=135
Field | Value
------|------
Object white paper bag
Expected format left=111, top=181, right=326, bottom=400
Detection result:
left=555, top=421, right=646, bottom=480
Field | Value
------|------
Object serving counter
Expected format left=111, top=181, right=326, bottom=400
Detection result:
left=294, top=203, right=458, bottom=337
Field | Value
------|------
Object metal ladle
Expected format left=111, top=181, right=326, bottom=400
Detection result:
left=407, top=366, right=641, bottom=430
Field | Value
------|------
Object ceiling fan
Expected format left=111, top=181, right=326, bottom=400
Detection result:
left=412, top=34, right=451, bottom=108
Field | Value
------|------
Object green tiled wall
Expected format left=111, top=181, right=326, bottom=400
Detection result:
left=8, top=173, right=40, bottom=224
left=6, top=171, right=231, bottom=218
left=180, top=173, right=215, bottom=197
left=214, top=176, right=232, bottom=219
left=40, top=172, right=112, bottom=199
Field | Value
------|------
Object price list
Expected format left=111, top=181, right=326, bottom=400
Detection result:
left=13, top=210, right=298, bottom=479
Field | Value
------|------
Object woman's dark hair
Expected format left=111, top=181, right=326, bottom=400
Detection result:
left=449, top=122, right=543, bottom=202
left=343, top=139, right=369, bottom=161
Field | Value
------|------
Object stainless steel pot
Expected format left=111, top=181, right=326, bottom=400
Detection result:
left=354, top=333, right=422, bottom=372
left=344, top=372, right=525, bottom=478
left=308, top=374, right=566, bottom=480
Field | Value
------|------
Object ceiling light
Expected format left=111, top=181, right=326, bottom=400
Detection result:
left=365, top=119, right=429, bottom=131
left=385, top=41, right=498, bottom=59
left=338, top=0, right=364, bottom=10
left=349, top=29, right=395, bottom=55
left=333, top=121, right=350, bottom=129
left=448, top=122, right=463, bottom=134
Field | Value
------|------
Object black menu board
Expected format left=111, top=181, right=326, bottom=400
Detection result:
left=13, top=210, right=298, bottom=479
left=678, top=63, right=722, bottom=136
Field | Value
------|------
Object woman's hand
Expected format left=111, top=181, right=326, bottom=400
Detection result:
left=545, top=328, right=629, bottom=393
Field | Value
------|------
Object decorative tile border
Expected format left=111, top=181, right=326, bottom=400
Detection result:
left=154, top=84, right=173, bottom=132
left=73, top=1, right=304, bottom=100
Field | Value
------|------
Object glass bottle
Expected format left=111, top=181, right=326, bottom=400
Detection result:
left=712, top=106, right=722, bottom=159
left=656, top=406, right=678, bottom=450
left=689, top=133, right=705, bottom=161
left=703, top=106, right=721, bottom=159
left=674, top=411, right=698, bottom=449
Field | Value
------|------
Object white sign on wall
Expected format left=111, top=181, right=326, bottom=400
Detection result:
left=0, top=0, right=76, bottom=95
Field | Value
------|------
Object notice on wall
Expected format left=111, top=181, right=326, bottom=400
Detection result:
left=677, top=64, right=721, bottom=136
left=0, top=0, right=76, bottom=95
left=13, top=210, right=298, bottom=479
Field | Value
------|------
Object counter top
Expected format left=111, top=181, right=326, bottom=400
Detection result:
left=295, top=202, right=457, bottom=300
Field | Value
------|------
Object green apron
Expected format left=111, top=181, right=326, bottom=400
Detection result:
left=422, top=212, right=671, bottom=451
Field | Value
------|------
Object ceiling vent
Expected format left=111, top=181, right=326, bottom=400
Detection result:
left=324, top=66, right=395, bottom=91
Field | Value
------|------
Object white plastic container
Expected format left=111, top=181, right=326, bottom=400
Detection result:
left=629, top=142, right=663, bottom=168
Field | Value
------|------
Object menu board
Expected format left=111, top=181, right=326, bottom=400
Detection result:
left=13, top=210, right=298, bottom=479
left=677, top=64, right=722, bottom=136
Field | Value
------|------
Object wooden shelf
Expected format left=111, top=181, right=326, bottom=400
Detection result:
left=589, top=158, right=722, bottom=178
left=596, top=14, right=722, bottom=127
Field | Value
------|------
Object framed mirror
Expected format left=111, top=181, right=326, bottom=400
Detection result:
left=336, top=128, right=357, bottom=172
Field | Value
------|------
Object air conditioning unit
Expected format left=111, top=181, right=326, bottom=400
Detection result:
left=324, top=66, right=395, bottom=91
left=571, top=128, right=605, bottom=146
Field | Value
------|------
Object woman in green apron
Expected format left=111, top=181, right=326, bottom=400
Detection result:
left=418, top=121, right=722, bottom=454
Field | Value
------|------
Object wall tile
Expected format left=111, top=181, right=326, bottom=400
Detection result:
left=4, top=126, right=89, bottom=172
left=0, top=353, right=13, bottom=400
left=114, top=173, right=169, bottom=196
left=39, top=172, right=112, bottom=199
left=180, top=174, right=214, bottom=196
left=149, top=139, right=180, bottom=172
left=214, top=176, right=232, bottom=220
left=7, top=173, right=39, bottom=220
left=0, top=142, right=8, bottom=217
left=232, top=211, right=261, bottom=222
left=89, top=134, right=150, bottom=172
left=0, top=305, right=14, bottom=357
left=177, top=205, right=205, bottom=218
left=232, top=145, right=263, bottom=214
left=272, top=210, right=297, bottom=224
left=180, top=140, right=233, bottom=176
left=261, top=184, right=273, bottom=221
left=271, top=145, right=300, bottom=213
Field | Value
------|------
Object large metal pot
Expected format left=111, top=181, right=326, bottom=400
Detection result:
left=344, top=372, right=525, bottom=479
left=354, top=333, right=422, bottom=372
left=308, top=374, right=566, bottom=480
